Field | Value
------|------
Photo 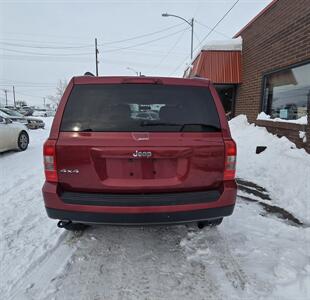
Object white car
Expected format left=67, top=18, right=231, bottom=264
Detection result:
left=32, top=109, right=55, bottom=117
left=0, top=115, right=29, bottom=152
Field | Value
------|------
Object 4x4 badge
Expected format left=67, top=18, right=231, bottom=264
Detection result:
left=132, top=150, right=152, bottom=158
left=60, top=169, right=79, bottom=174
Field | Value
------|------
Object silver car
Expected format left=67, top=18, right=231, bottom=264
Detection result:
left=0, top=108, right=45, bottom=129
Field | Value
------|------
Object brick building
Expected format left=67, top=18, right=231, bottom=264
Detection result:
left=185, top=0, right=310, bottom=152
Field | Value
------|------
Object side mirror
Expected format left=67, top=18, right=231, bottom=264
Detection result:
left=5, top=118, right=13, bottom=124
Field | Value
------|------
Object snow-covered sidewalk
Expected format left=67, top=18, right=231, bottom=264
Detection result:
left=1, top=116, right=309, bottom=299
left=230, top=115, right=310, bottom=223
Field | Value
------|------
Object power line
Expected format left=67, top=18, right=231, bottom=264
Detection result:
left=15, top=91, right=45, bottom=99
left=169, top=0, right=240, bottom=76
left=0, top=41, right=93, bottom=50
left=98, top=22, right=183, bottom=46
left=194, top=0, right=240, bottom=52
left=0, top=48, right=93, bottom=56
left=0, top=79, right=56, bottom=87
left=0, top=23, right=184, bottom=51
left=0, top=54, right=93, bottom=63
left=0, top=79, right=54, bottom=84
left=168, top=53, right=190, bottom=76
left=194, top=20, right=231, bottom=39
left=0, top=27, right=187, bottom=60
left=193, top=31, right=202, bottom=46
left=102, top=27, right=188, bottom=53
left=151, top=28, right=188, bottom=73
left=0, top=82, right=54, bottom=85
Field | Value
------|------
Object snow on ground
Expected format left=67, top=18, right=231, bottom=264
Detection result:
left=1, top=116, right=309, bottom=299
left=257, top=112, right=308, bottom=125
left=0, top=118, right=73, bottom=298
left=230, top=115, right=310, bottom=223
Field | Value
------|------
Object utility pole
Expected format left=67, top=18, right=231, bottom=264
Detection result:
left=190, top=18, right=194, bottom=60
left=43, top=97, right=46, bottom=108
left=162, top=13, right=194, bottom=60
left=95, top=38, right=99, bottom=76
left=3, top=89, right=8, bottom=106
left=13, top=86, right=16, bottom=108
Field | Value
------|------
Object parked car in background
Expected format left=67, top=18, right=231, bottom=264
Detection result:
left=0, top=110, right=28, bottom=126
left=4, top=105, right=16, bottom=110
left=0, top=115, right=29, bottom=152
left=42, top=76, right=237, bottom=231
left=33, top=108, right=55, bottom=117
left=0, top=108, right=45, bottom=129
left=18, top=106, right=34, bottom=116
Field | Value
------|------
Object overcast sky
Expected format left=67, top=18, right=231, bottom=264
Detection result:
left=0, top=0, right=272, bottom=106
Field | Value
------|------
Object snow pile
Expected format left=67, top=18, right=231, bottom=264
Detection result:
left=230, top=115, right=310, bottom=222
left=201, top=37, right=242, bottom=51
left=257, top=112, right=308, bottom=125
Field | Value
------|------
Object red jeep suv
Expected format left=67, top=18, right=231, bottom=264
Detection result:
left=42, top=76, right=237, bottom=230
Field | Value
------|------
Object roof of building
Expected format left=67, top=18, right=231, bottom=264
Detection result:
left=233, top=0, right=280, bottom=37
left=189, top=37, right=242, bottom=68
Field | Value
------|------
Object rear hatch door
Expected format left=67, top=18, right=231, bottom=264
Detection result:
left=56, top=81, right=225, bottom=193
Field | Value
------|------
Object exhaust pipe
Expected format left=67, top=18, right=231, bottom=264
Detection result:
left=197, top=222, right=205, bottom=229
left=57, top=220, right=72, bottom=229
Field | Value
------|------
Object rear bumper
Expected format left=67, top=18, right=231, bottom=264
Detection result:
left=42, top=181, right=237, bottom=224
left=46, top=205, right=235, bottom=225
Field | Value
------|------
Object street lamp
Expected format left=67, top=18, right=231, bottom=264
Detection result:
left=162, top=13, right=194, bottom=60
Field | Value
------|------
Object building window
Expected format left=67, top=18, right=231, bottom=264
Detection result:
left=263, top=61, right=310, bottom=120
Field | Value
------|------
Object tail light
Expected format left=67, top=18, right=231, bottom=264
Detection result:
left=43, top=139, right=58, bottom=182
left=224, top=139, right=237, bottom=181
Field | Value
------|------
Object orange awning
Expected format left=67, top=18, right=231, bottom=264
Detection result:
left=186, top=50, right=242, bottom=84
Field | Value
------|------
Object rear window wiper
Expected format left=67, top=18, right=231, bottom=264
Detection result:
left=140, top=121, right=182, bottom=127
left=179, top=123, right=221, bottom=132
left=79, top=128, right=93, bottom=132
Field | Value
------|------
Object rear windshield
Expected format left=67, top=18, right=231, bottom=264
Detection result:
left=60, top=84, right=221, bottom=132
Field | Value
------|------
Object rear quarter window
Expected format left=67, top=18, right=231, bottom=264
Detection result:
left=60, top=84, right=221, bottom=132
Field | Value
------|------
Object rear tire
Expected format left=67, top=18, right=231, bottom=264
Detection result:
left=18, top=131, right=29, bottom=151
left=197, top=218, right=223, bottom=229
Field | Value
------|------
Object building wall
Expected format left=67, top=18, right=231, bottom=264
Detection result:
left=234, top=0, right=310, bottom=151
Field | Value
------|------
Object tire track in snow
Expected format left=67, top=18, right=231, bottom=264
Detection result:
left=43, top=225, right=223, bottom=300
left=181, top=226, right=249, bottom=298
left=206, top=229, right=248, bottom=291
